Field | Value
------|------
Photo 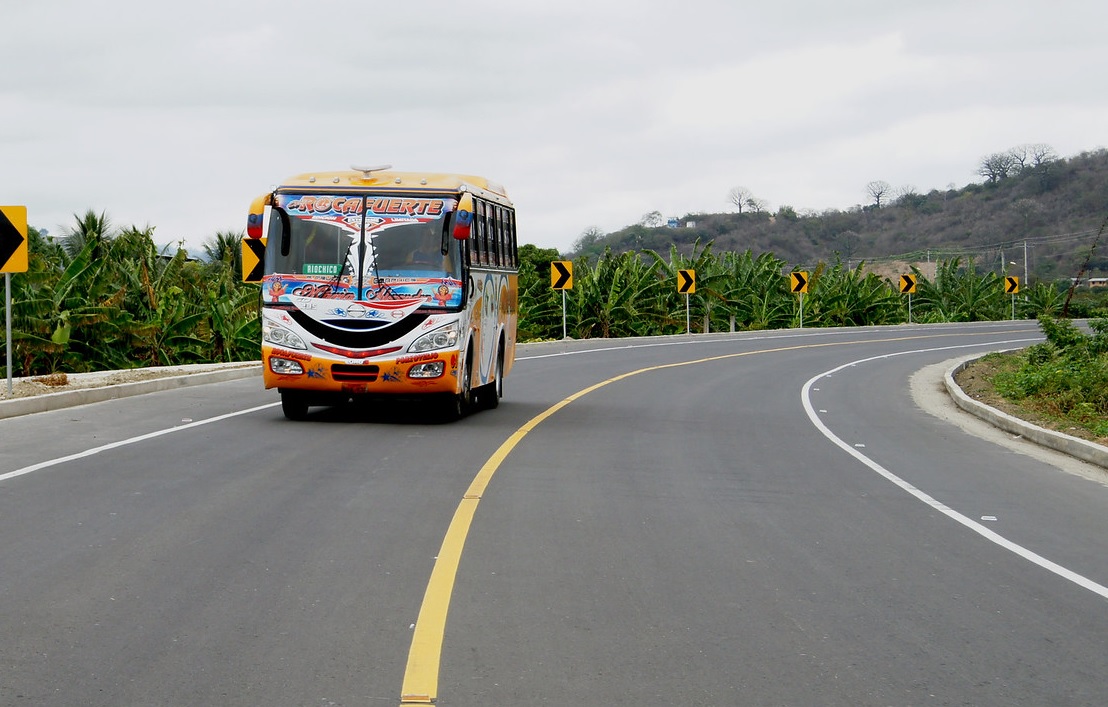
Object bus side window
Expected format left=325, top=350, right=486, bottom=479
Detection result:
left=480, top=201, right=491, bottom=265
left=507, top=209, right=514, bottom=270
left=490, top=205, right=501, bottom=267
left=473, top=200, right=486, bottom=265
left=506, top=209, right=517, bottom=267
left=470, top=200, right=481, bottom=265
left=500, top=206, right=510, bottom=268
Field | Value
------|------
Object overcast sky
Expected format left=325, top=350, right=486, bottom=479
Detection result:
left=3, top=1, right=1105, bottom=255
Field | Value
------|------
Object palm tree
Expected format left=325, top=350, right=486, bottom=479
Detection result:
left=202, top=230, right=245, bottom=273
left=62, top=210, right=114, bottom=261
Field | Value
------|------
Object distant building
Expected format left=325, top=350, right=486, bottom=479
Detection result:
left=1069, top=277, right=1108, bottom=287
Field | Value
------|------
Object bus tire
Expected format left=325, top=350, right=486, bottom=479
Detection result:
left=481, top=341, right=505, bottom=410
left=281, top=390, right=310, bottom=421
left=447, top=349, right=473, bottom=420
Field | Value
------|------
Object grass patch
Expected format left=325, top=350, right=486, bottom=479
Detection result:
left=986, top=317, right=1108, bottom=442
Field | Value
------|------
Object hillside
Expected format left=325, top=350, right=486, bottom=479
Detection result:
left=571, top=147, right=1108, bottom=283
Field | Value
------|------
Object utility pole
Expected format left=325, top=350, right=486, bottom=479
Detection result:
left=1023, top=240, right=1029, bottom=283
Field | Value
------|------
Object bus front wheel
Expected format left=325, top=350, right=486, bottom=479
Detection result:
left=281, top=390, right=310, bottom=421
left=447, top=351, right=474, bottom=420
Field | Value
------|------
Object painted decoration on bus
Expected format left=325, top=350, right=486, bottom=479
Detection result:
left=263, top=194, right=464, bottom=311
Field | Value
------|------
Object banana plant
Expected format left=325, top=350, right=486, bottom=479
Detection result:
left=646, top=239, right=725, bottom=334
left=9, top=241, right=123, bottom=373
left=911, top=258, right=1007, bottom=322
left=806, top=260, right=902, bottom=327
left=717, top=250, right=792, bottom=330
left=569, top=248, right=663, bottom=338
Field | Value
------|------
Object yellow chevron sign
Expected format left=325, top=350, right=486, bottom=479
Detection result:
left=678, top=269, right=695, bottom=294
left=900, top=274, right=917, bottom=293
left=242, top=237, right=266, bottom=282
left=790, top=271, right=808, bottom=293
left=551, top=260, right=573, bottom=290
left=0, top=205, right=28, bottom=273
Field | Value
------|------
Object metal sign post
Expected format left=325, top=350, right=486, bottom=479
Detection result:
left=562, top=289, right=567, bottom=340
left=5, top=273, right=11, bottom=395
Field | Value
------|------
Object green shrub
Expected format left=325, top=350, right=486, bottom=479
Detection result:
left=994, top=317, right=1108, bottom=430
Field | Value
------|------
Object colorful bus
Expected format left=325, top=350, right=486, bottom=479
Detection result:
left=244, top=165, right=517, bottom=420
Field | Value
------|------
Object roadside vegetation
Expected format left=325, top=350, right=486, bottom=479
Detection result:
left=516, top=240, right=1108, bottom=342
left=985, top=317, right=1108, bottom=440
left=4, top=214, right=1108, bottom=378
left=3, top=211, right=257, bottom=376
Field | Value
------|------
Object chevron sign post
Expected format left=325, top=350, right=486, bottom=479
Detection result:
left=791, top=272, right=808, bottom=329
left=678, top=270, right=695, bottom=333
left=551, top=261, right=573, bottom=339
left=2, top=206, right=28, bottom=395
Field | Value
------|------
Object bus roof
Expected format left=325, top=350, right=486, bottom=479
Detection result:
left=275, top=166, right=511, bottom=205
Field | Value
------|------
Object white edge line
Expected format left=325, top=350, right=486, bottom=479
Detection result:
left=0, top=402, right=281, bottom=484
left=800, top=339, right=1108, bottom=601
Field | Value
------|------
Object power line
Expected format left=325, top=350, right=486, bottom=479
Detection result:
left=857, top=227, right=1100, bottom=265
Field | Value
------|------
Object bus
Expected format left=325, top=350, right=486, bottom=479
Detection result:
left=243, top=165, right=517, bottom=420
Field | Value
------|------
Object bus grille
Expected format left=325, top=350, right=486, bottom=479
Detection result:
left=331, top=364, right=380, bottom=382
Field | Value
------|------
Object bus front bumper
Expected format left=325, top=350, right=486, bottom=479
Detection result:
left=262, top=346, right=462, bottom=396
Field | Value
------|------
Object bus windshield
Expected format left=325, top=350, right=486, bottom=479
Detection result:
left=264, top=193, right=464, bottom=309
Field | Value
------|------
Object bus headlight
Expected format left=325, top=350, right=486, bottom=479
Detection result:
left=409, top=322, right=460, bottom=353
left=269, top=357, right=304, bottom=375
left=263, top=321, right=307, bottom=350
left=408, top=361, right=445, bottom=379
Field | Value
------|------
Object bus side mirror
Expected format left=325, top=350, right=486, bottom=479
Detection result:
left=452, top=193, right=474, bottom=240
left=247, top=193, right=291, bottom=256
left=246, top=192, right=273, bottom=239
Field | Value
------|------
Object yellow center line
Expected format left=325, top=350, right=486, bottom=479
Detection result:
left=397, top=329, right=1031, bottom=705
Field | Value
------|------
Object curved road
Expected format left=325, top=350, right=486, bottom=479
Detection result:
left=1, top=321, right=1106, bottom=706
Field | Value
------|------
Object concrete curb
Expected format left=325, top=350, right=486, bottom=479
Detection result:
left=0, top=364, right=262, bottom=420
left=944, top=355, right=1108, bottom=469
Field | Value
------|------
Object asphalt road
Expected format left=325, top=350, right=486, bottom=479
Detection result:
left=1, top=321, right=1106, bottom=706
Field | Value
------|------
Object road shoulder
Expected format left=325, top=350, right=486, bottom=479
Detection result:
left=912, top=354, right=1108, bottom=485
left=0, top=363, right=261, bottom=420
